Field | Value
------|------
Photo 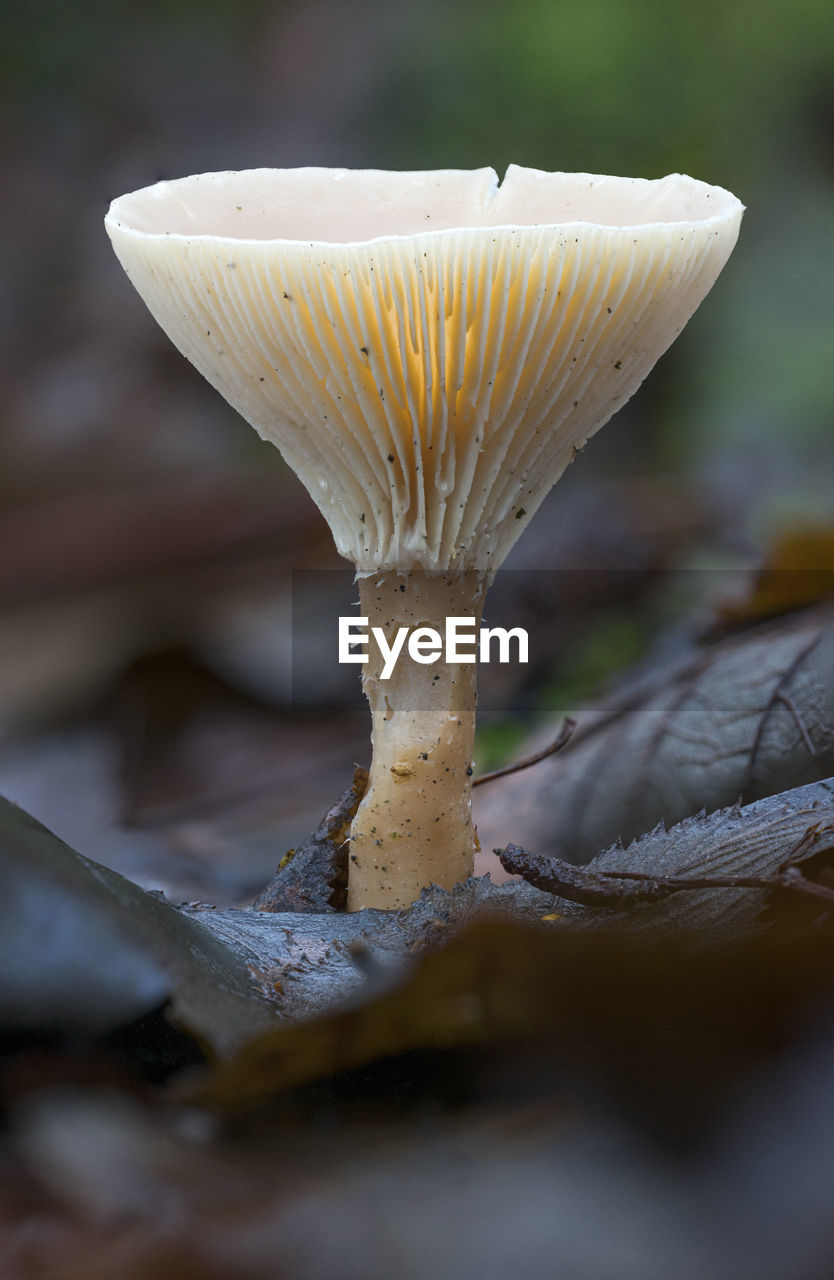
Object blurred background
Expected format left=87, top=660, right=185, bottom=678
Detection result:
left=1, top=0, right=832, bottom=901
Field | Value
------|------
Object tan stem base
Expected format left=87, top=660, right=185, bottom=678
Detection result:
left=347, top=570, right=488, bottom=911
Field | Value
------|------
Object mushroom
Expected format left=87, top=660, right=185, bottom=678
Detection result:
left=105, top=165, right=743, bottom=910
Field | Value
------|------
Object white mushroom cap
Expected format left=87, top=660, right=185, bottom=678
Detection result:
left=106, top=165, right=743, bottom=571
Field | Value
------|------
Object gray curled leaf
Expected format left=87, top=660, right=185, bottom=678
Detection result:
left=0, top=798, right=277, bottom=1051
left=0, top=799, right=169, bottom=1035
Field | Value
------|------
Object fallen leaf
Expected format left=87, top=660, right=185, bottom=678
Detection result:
left=475, top=607, right=834, bottom=864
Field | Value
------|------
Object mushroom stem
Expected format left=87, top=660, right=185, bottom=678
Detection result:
left=347, top=569, right=489, bottom=910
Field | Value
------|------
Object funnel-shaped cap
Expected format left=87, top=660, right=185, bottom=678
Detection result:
left=106, top=165, right=742, bottom=571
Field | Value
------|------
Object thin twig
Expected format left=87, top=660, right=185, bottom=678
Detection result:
left=498, top=823, right=834, bottom=910
left=598, top=862, right=834, bottom=905
left=473, top=717, right=576, bottom=788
